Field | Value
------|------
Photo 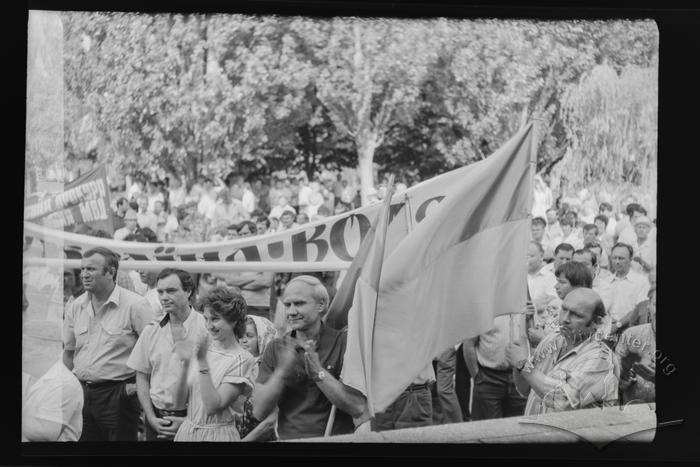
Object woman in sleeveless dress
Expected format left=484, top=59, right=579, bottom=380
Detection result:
left=173, top=287, right=256, bottom=442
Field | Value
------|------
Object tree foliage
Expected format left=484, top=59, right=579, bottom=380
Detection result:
left=59, top=14, right=658, bottom=205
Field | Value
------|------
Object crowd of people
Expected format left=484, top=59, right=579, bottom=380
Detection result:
left=23, top=164, right=659, bottom=442
left=105, top=170, right=409, bottom=245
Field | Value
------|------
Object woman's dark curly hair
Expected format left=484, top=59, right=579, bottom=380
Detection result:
left=198, top=286, right=247, bottom=338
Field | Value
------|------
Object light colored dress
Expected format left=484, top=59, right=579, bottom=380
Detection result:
left=174, top=346, right=256, bottom=442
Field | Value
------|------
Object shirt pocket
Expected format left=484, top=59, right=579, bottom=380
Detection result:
left=100, top=321, right=132, bottom=348
left=74, top=320, right=90, bottom=350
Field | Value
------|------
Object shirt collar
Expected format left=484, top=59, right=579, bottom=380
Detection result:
left=159, top=307, right=198, bottom=328
left=554, top=331, right=597, bottom=362
left=85, top=284, right=120, bottom=312
left=289, top=322, right=332, bottom=347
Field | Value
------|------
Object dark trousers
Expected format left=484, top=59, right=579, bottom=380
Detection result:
left=454, top=344, right=472, bottom=421
left=471, top=364, right=526, bottom=421
left=373, top=384, right=433, bottom=432
left=79, top=378, right=139, bottom=441
left=430, top=348, right=464, bottom=425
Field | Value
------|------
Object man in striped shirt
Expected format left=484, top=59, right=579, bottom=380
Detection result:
left=505, top=288, right=618, bottom=416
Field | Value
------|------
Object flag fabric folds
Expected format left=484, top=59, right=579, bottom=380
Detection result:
left=340, top=122, right=537, bottom=414
left=325, top=177, right=395, bottom=331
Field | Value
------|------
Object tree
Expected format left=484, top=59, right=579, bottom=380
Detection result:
left=560, top=62, right=658, bottom=199
left=309, top=18, right=441, bottom=205
left=26, top=10, right=64, bottom=190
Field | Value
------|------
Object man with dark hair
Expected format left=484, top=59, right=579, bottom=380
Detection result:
left=247, top=275, right=366, bottom=439
left=582, top=223, right=599, bottom=248
left=113, top=197, right=129, bottom=230
left=543, top=242, right=575, bottom=275
left=127, top=268, right=207, bottom=441
left=530, top=217, right=547, bottom=245
left=598, top=242, right=650, bottom=339
left=506, top=288, right=618, bottom=415
left=62, top=247, right=154, bottom=441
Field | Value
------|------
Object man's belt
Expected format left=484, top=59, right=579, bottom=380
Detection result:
left=406, top=382, right=431, bottom=392
left=80, top=375, right=136, bottom=389
left=154, top=406, right=187, bottom=418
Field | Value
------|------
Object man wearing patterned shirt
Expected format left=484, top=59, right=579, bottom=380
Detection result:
left=505, top=288, right=618, bottom=416
left=62, top=247, right=154, bottom=441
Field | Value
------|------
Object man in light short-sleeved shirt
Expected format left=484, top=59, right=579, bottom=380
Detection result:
left=62, top=247, right=153, bottom=441
left=128, top=268, right=207, bottom=441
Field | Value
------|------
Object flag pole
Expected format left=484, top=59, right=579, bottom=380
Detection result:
left=364, top=175, right=396, bottom=424
left=511, top=118, right=541, bottom=344
left=324, top=405, right=337, bottom=437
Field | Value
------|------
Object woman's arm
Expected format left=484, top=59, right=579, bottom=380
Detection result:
left=194, top=338, right=249, bottom=416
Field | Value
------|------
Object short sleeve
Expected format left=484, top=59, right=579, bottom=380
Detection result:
left=221, top=352, right=257, bottom=396
left=130, top=297, right=155, bottom=336
left=62, top=302, right=77, bottom=352
left=126, top=327, right=153, bottom=374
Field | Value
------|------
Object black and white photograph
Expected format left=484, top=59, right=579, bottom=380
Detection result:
left=17, top=2, right=697, bottom=461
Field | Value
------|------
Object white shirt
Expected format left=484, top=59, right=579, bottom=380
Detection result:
left=241, top=188, right=256, bottom=214
left=169, top=186, right=187, bottom=209
left=144, top=288, right=164, bottom=321
left=543, top=223, right=563, bottom=252
left=633, top=238, right=656, bottom=271
left=527, top=266, right=558, bottom=326
left=22, top=361, right=84, bottom=441
left=597, top=269, right=650, bottom=323
left=298, top=185, right=312, bottom=207
left=197, top=191, right=217, bottom=216
left=113, top=227, right=134, bottom=241
left=127, top=310, right=208, bottom=410
left=561, top=231, right=584, bottom=250
left=137, top=210, right=158, bottom=232
left=476, top=314, right=527, bottom=370
left=147, top=192, right=165, bottom=213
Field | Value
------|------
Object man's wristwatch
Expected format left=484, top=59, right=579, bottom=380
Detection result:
left=312, top=370, right=326, bottom=382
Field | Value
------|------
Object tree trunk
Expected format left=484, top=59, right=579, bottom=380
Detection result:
left=356, top=138, right=377, bottom=206
left=185, top=155, right=198, bottom=190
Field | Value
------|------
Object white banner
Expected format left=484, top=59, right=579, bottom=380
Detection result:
left=24, top=163, right=483, bottom=267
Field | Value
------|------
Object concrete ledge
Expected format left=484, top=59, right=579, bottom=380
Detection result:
left=294, top=404, right=656, bottom=445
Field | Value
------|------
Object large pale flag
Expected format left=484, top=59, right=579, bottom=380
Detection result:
left=341, top=121, right=538, bottom=414
left=325, top=176, right=396, bottom=331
